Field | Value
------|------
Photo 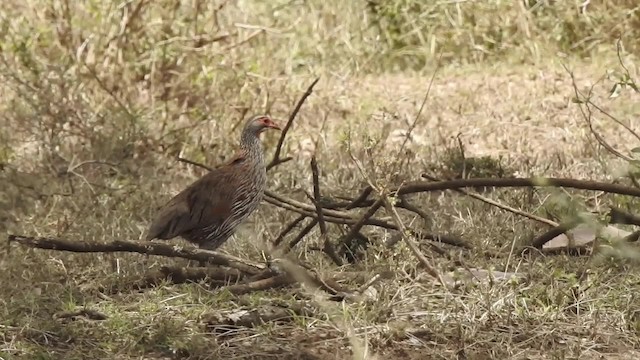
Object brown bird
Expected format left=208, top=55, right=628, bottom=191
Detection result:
left=145, top=115, right=281, bottom=251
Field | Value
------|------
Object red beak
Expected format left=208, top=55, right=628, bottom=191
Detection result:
left=269, top=121, right=282, bottom=130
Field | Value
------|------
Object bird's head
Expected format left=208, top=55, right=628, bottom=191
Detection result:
left=245, top=115, right=281, bottom=135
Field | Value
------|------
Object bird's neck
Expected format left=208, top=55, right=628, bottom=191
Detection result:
left=240, top=133, right=265, bottom=164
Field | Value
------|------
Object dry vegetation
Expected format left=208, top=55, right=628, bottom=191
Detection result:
left=1, top=1, right=640, bottom=359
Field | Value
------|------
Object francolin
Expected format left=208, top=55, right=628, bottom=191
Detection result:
left=145, top=115, right=281, bottom=250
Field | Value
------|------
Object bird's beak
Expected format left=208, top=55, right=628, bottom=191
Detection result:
left=269, top=121, right=282, bottom=131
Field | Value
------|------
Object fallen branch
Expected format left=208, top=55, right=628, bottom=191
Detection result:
left=337, top=198, right=385, bottom=260
left=398, top=196, right=432, bottom=225
left=346, top=187, right=373, bottom=209
left=421, top=173, right=558, bottom=227
left=269, top=257, right=347, bottom=296
left=272, top=214, right=306, bottom=246
left=134, top=266, right=245, bottom=290
left=8, top=235, right=266, bottom=275
left=285, top=218, right=318, bottom=250
left=382, top=194, right=447, bottom=287
left=348, top=151, right=447, bottom=287
left=175, top=157, right=471, bottom=249
left=528, top=221, right=581, bottom=249
left=393, top=177, right=640, bottom=198
left=623, top=229, right=640, bottom=243
left=265, top=190, right=470, bottom=248
left=225, top=274, right=293, bottom=295
left=609, top=207, right=640, bottom=227
left=53, top=308, right=108, bottom=321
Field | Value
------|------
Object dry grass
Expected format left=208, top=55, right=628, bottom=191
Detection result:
left=1, top=1, right=640, bottom=359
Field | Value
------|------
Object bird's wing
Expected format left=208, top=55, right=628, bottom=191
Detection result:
left=145, top=163, right=241, bottom=241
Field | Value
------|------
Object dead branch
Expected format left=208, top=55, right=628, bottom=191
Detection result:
left=8, top=235, right=265, bottom=275
left=174, top=156, right=470, bottom=249
left=564, top=65, right=634, bottom=162
left=347, top=177, right=640, bottom=203
left=395, top=177, right=640, bottom=197
left=382, top=194, right=447, bottom=287
left=266, top=192, right=470, bottom=248
left=623, top=229, right=640, bottom=242
left=346, top=186, right=374, bottom=209
left=225, top=274, right=293, bottom=295
left=134, top=266, right=245, bottom=290
left=528, top=221, right=581, bottom=249
left=266, top=190, right=367, bottom=220
left=413, top=231, right=470, bottom=249
left=175, top=159, right=638, bottom=252
left=263, top=192, right=391, bottom=227
left=177, top=156, right=213, bottom=171
left=272, top=214, right=306, bottom=246
left=608, top=207, right=640, bottom=227
left=421, top=173, right=558, bottom=227
left=330, top=194, right=433, bottom=223
left=309, top=154, right=343, bottom=266
left=286, top=218, right=318, bottom=250
left=348, top=151, right=447, bottom=287
left=53, top=308, right=108, bottom=321
left=269, top=257, right=347, bottom=297
left=337, top=197, right=385, bottom=260
left=267, top=77, right=320, bottom=171
left=397, top=196, right=432, bottom=225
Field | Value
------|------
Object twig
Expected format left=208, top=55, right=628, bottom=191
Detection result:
left=310, top=155, right=343, bottom=266
left=356, top=273, right=382, bottom=294
left=133, top=266, right=245, bottom=290
left=392, top=177, right=640, bottom=197
left=608, top=206, right=640, bottom=227
left=411, top=231, right=470, bottom=249
left=564, top=65, right=635, bottom=161
left=286, top=218, right=318, bottom=250
left=421, top=173, right=558, bottom=227
left=266, top=190, right=373, bottom=220
left=54, top=308, right=108, bottom=321
left=398, top=196, right=432, bottom=225
left=265, top=192, right=469, bottom=248
left=225, top=274, right=293, bottom=295
left=528, top=221, right=581, bottom=249
left=270, top=257, right=346, bottom=296
left=8, top=235, right=265, bottom=275
left=331, top=194, right=434, bottom=220
left=337, top=198, right=384, bottom=254
left=272, top=214, right=306, bottom=246
left=177, top=156, right=213, bottom=171
left=223, top=29, right=265, bottom=51
left=267, top=77, right=321, bottom=171
left=382, top=194, right=447, bottom=287
left=346, top=186, right=373, bottom=209
left=623, top=230, right=640, bottom=243
left=348, top=150, right=447, bottom=287
left=393, top=52, right=443, bottom=172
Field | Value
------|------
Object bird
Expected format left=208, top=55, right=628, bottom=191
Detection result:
left=145, top=114, right=281, bottom=251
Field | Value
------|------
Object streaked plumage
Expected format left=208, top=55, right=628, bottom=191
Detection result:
left=145, top=115, right=281, bottom=250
